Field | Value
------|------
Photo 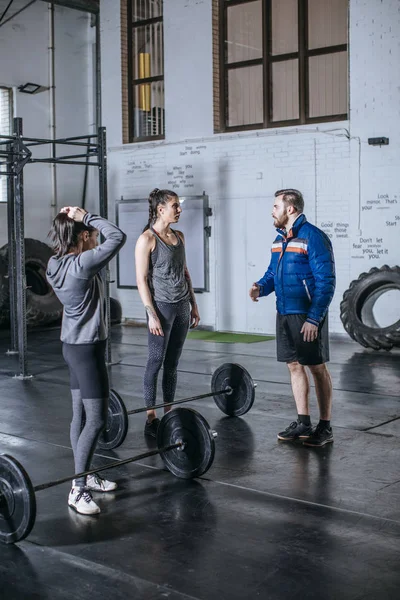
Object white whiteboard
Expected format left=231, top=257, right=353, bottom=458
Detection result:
left=116, top=195, right=209, bottom=291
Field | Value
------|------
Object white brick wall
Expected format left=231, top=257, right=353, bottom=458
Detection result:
left=102, top=0, right=400, bottom=335
left=348, top=0, right=400, bottom=280
left=107, top=126, right=352, bottom=334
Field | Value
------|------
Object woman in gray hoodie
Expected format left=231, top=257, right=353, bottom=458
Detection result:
left=47, top=206, right=126, bottom=515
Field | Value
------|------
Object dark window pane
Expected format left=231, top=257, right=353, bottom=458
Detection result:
left=228, top=65, right=263, bottom=126
left=271, top=0, right=298, bottom=56
left=132, top=22, right=163, bottom=79
left=308, top=0, right=348, bottom=50
left=271, top=59, right=299, bottom=121
left=132, top=0, right=162, bottom=21
left=308, top=51, right=348, bottom=117
left=219, top=0, right=348, bottom=131
left=133, top=81, right=165, bottom=137
left=226, top=1, right=262, bottom=63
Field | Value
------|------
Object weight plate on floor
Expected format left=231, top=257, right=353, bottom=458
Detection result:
left=211, top=363, right=255, bottom=416
left=157, top=408, right=215, bottom=479
left=97, top=389, right=129, bottom=450
left=0, top=454, right=36, bottom=544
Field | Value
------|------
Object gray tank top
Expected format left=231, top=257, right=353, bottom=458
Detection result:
left=148, top=226, right=190, bottom=303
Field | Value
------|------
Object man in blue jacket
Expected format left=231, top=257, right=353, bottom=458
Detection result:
left=249, top=189, right=335, bottom=447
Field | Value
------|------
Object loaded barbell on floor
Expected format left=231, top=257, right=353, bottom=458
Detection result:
left=99, top=362, right=256, bottom=451
left=0, top=407, right=217, bottom=544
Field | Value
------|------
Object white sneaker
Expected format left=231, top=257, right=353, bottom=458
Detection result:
left=86, top=473, right=118, bottom=493
left=68, top=487, right=100, bottom=515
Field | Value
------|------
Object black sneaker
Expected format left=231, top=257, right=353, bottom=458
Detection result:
left=277, top=420, right=313, bottom=441
left=144, top=418, right=160, bottom=438
left=303, top=423, right=333, bottom=447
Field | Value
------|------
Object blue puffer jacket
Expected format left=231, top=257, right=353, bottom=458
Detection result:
left=256, top=214, right=335, bottom=325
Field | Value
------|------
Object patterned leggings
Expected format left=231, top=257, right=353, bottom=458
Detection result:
left=143, top=299, right=190, bottom=408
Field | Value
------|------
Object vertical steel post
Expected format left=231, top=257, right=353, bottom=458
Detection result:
left=6, top=139, right=18, bottom=354
left=12, top=118, right=29, bottom=378
left=98, top=126, right=112, bottom=365
left=95, top=13, right=102, bottom=131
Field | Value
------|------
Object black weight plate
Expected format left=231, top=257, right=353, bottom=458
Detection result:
left=211, top=363, right=255, bottom=416
left=97, top=389, right=129, bottom=450
left=157, top=408, right=215, bottom=479
left=0, top=454, right=36, bottom=544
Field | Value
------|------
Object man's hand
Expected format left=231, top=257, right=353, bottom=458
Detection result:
left=249, top=283, right=260, bottom=302
left=60, top=206, right=87, bottom=222
left=190, top=305, right=200, bottom=329
left=300, top=321, right=318, bottom=342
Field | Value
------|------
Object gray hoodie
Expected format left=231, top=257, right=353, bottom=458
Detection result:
left=46, top=213, right=126, bottom=344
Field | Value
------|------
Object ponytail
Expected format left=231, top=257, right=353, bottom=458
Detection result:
left=49, top=213, right=95, bottom=257
left=142, top=188, right=160, bottom=232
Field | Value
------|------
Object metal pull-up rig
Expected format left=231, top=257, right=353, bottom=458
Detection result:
left=0, top=118, right=111, bottom=378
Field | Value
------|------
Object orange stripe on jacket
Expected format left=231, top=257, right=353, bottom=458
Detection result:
left=285, top=246, right=307, bottom=254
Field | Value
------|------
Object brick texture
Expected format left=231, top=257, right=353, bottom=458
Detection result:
left=120, top=0, right=129, bottom=144
left=212, top=0, right=220, bottom=133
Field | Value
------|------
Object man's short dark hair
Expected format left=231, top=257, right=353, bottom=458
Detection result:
left=275, top=189, right=304, bottom=213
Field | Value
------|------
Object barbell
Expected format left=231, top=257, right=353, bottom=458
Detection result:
left=98, top=362, right=256, bottom=451
left=0, top=407, right=216, bottom=544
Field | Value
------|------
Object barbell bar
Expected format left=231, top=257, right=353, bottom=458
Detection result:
left=0, top=407, right=217, bottom=544
left=98, top=362, right=256, bottom=451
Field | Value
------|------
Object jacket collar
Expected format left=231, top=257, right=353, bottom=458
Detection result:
left=276, top=213, right=307, bottom=239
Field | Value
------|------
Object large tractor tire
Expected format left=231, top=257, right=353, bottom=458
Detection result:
left=0, top=239, right=62, bottom=327
left=340, top=265, right=400, bottom=351
left=110, top=297, right=122, bottom=325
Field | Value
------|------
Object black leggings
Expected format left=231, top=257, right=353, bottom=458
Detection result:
left=144, top=299, right=190, bottom=409
left=62, top=341, right=109, bottom=488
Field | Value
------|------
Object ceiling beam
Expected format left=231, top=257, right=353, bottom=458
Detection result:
left=42, top=0, right=99, bottom=13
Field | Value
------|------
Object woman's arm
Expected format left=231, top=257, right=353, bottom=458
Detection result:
left=135, top=233, right=164, bottom=336
left=63, top=207, right=127, bottom=277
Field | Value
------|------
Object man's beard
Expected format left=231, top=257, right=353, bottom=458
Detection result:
left=274, top=215, right=288, bottom=229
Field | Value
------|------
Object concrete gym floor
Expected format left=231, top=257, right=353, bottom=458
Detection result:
left=0, top=325, right=399, bottom=600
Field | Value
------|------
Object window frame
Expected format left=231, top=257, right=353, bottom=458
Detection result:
left=0, top=86, right=13, bottom=203
left=218, top=0, right=348, bottom=133
left=127, top=0, right=165, bottom=143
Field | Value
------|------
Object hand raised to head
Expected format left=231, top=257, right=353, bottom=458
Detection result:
left=60, top=207, right=87, bottom=222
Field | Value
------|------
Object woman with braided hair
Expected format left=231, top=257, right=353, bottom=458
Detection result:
left=135, top=189, right=200, bottom=437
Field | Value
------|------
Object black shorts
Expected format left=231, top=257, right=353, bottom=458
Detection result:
left=276, top=313, right=329, bottom=365
left=62, top=340, right=109, bottom=398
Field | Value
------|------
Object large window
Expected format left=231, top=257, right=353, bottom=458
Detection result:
left=217, top=0, right=348, bottom=131
left=127, top=0, right=165, bottom=141
left=0, top=87, right=12, bottom=203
